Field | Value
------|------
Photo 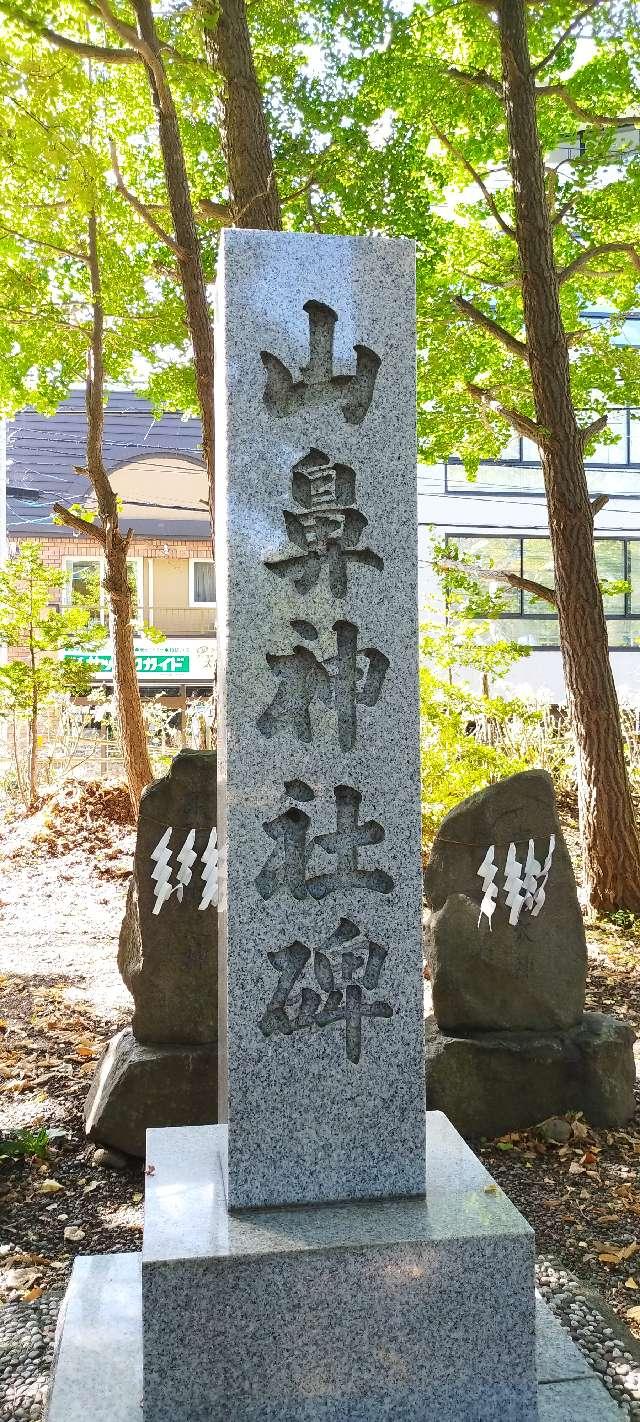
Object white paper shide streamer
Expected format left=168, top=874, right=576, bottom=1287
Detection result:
left=199, top=828, right=219, bottom=911
left=151, top=827, right=174, bottom=915
left=503, top=842, right=527, bottom=926
left=476, top=834, right=556, bottom=930
left=150, top=825, right=219, bottom=913
left=477, top=844, right=499, bottom=929
left=531, top=834, right=555, bottom=917
left=175, top=829, right=198, bottom=902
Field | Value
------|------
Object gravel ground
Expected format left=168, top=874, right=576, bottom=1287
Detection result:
left=0, top=1290, right=62, bottom=1422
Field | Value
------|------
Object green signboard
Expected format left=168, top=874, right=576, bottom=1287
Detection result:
left=65, top=651, right=190, bottom=675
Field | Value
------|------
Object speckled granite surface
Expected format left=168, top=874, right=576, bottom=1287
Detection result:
left=140, top=1116, right=537, bottom=1420
left=46, top=1117, right=624, bottom=1421
left=214, top=229, right=425, bottom=1210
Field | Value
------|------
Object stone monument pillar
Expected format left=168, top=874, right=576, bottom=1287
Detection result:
left=46, top=232, right=544, bottom=1422
left=215, top=229, right=426, bottom=1208
left=139, top=232, right=539, bottom=1420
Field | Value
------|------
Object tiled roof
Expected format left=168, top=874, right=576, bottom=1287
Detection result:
left=7, top=389, right=208, bottom=538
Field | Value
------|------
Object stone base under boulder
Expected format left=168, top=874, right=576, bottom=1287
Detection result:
left=425, top=1012, right=636, bottom=1139
left=84, top=1028, right=217, bottom=1158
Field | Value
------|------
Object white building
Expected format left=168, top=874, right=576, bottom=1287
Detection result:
left=418, top=314, right=640, bottom=704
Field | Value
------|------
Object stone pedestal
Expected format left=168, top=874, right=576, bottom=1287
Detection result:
left=425, top=1013, right=636, bottom=1139
left=84, top=1029, right=218, bottom=1159
left=141, top=1115, right=537, bottom=1421
left=48, top=1113, right=547, bottom=1422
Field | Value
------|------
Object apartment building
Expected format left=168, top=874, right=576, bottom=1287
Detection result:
left=6, top=390, right=215, bottom=692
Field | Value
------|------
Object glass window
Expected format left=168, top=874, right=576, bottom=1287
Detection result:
left=595, top=539, right=626, bottom=614
left=191, top=560, right=215, bottom=606
left=522, top=539, right=555, bottom=613
left=630, top=409, right=640, bottom=463
left=451, top=536, right=521, bottom=613
left=65, top=558, right=104, bottom=620
left=585, top=408, right=627, bottom=465
left=627, top=543, right=640, bottom=614
left=492, top=616, right=560, bottom=647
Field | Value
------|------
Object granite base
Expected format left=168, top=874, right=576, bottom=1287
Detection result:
left=45, top=1254, right=621, bottom=1421
left=46, top=1115, right=623, bottom=1421
left=141, top=1113, right=538, bottom=1420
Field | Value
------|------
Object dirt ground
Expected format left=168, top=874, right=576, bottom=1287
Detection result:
left=1, top=783, right=640, bottom=1342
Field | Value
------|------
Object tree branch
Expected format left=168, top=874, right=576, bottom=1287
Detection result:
left=53, top=503, right=106, bottom=544
left=0, top=0, right=139, bottom=61
left=591, top=493, right=609, bottom=516
left=537, top=83, right=640, bottom=128
left=109, top=140, right=187, bottom=258
left=558, top=242, right=640, bottom=285
left=435, top=556, right=557, bottom=607
left=198, top=197, right=231, bottom=222
left=532, top=0, right=603, bottom=75
left=447, top=66, right=502, bottom=96
left=0, top=225, right=88, bottom=264
left=454, top=295, right=528, bottom=360
left=581, top=413, right=609, bottom=447
left=548, top=197, right=574, bottom=227
left=433, top=126, right=515, bottom=238
left=466, top=382, right=544, bottom=442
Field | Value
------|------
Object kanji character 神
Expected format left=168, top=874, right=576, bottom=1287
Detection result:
left=257, top=618, right=389, bottom=751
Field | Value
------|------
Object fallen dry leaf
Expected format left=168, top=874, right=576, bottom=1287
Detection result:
left=37, top=1179, right=63, bottom=1195
left=625, top=1278, right=639, bottom=1290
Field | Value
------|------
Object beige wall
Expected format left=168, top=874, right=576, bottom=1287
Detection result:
left=17, top=535, right=215, bottom=638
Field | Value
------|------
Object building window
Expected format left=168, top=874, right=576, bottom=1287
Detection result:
left=64, top=557, right=104, bottom=620
left=64, top=556, right=143, bottom=623
left=189, top=559, right=215, bottom=607
left=446, top=535, right=640, bottom=649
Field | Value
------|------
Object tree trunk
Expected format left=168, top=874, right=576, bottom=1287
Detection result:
left=133, top=0, right=216, bottom=531
left=28, top=623, right=38, bottom=812
left=85, top=212, right=153, bottom=815
left=106, top=549, right=153, bottom=813
left=203, top=0, right=282, bottom=230
left=497, top=0, right=640, bottom=909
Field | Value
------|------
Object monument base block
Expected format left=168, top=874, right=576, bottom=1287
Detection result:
left=84, top=1027, right=218, bottom=1158
left=46, top=1113, right=624, bottom=1422
left=141, top=1113, right=537, bottom=1420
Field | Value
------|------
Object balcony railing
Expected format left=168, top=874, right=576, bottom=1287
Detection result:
left=57, top=602, right=216, bottom=638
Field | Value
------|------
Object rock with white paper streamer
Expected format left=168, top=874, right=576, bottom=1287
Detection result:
left=117, top=750, right=218, bottom=1045
left=423, top=770, right=586, bottom=1032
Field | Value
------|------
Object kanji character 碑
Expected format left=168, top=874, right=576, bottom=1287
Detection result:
left=258, top=918, right=393, bottom=1063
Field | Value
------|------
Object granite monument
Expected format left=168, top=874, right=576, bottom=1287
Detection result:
left=46, top=230, right=555, bottom=1422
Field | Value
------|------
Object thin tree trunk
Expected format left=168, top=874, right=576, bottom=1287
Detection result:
left=497, top=0, right=640, bottom=910
left=203, top=0, right=282, bottom=230
left=133, top=0, right=216, bottom=533
left=28, top=620, right=38, bottom=811
left=86, top=214, right=153, bottom=813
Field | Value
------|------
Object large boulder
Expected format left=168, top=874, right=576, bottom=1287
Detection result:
left=423, top=769, right=586, bottom=1032
left=84, top=1028, right=218, bottom=1158
left=425, top=1013, right=636, bottom=1138
left=118, top=750, right=218, bottom=1045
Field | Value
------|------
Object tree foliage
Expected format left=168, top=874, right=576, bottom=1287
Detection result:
left=0, top=543, right=106, bottom=807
